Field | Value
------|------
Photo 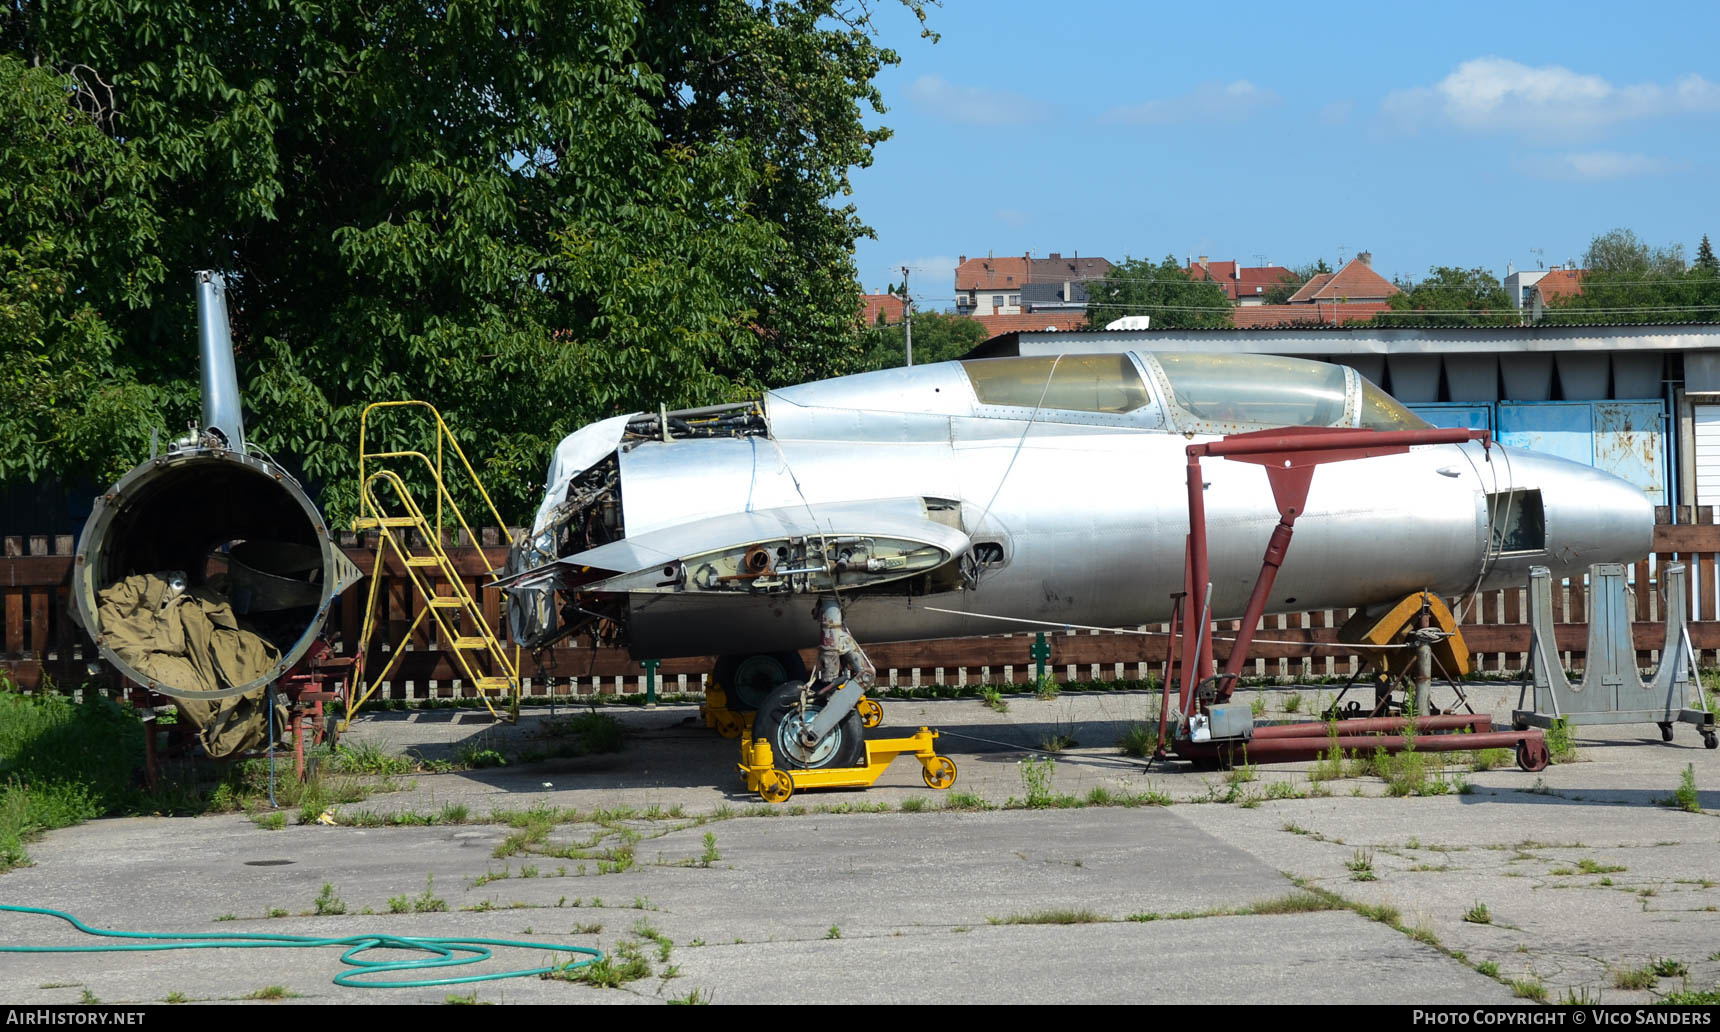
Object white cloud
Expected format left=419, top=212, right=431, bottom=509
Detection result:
left=1513, top=150, right=1686, bottom=181
left=1101, top=80, right=1280, bottom=125
left=905, top=75, right=1048, bottom=125
left=1384, top=58, right=1720, bottom=138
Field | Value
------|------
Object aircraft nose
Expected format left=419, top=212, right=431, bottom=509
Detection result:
left=1478, top=446, right=1655, bottom=587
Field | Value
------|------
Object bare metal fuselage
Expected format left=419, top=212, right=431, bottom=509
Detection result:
left=513, top=352, right=1654, bottom=660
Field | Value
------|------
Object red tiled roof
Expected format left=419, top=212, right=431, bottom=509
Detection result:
left=972, top=312, right=1083, bottom=335
left=860, top=292, right=905, bottom=325
left=1237, top=266, right=1294, bottom=298
left=1029, top=256, right=1111, bottom=283
left=1286, top=273, right=1336, bottom=303
left=957, top=254, right=1111, bottom=291
left=1535, top=269, right=1586, bottom=303
left=1187, top=261, right=1296, bottom=301
left=1290, top=258, right=1400, bottom=302
left=956, top=257, right=1030, bottom=291
left=1230, top=302, right=1391, bottom=328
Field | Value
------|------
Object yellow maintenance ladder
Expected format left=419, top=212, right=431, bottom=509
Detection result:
left=344, top=401, right=519, bottom=726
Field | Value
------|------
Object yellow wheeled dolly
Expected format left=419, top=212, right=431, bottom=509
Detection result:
left=706, top=687, right=886, bottom=738
left=738, top=727, right=956, bottom=804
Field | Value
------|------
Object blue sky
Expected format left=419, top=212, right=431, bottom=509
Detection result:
left=849, top=0, right=1720, bottom=307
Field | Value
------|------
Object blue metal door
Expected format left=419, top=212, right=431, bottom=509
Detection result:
left=1496, top=401, right=1665, bottom=505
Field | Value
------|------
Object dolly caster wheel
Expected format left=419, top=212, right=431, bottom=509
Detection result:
left=1704, top=732, right=1717, bottom=751
left=758, top=769, right=794, bottom=803
left=857, top=697, right=883, bottom=729
left=921, top=755, right=957, bottom=790
left=1660, top=722, right=1675, bottom=743
left=1516, top=739, right=1551, bottom=772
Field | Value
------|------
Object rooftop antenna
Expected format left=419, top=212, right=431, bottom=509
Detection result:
left=1529, top=247, right=1545, bottom=270
left=1337, top=244, right=1347, bottom=267
left=1252, top=253, right=1269, bottom=267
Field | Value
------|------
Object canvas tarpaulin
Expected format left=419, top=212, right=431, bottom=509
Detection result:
left=96, top=572, right=285, bottom=758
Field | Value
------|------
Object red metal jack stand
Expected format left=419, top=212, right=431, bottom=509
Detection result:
left=1159, top=425, right=1552, bottom=772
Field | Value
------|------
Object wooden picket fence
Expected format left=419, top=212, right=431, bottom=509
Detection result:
left=6, top=511, right=1720, bottom=700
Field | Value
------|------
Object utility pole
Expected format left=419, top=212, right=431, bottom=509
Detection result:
left=899, top=265, right=914, bottom=367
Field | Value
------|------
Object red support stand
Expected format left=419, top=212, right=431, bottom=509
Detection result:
left=1164, top=424, right=1557, bottom=772
left=1176, top=425, right=1490, bottom=719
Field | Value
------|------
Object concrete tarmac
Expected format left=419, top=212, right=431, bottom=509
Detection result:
left=1, top=684, right=1715, bottom=1005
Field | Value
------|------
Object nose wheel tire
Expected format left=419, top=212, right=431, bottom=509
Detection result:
left=754, top=683, right=865, bottom=771
left=921, top=755, right=957, bottom=790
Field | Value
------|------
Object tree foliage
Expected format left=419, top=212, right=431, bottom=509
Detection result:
left=1083, top=255, right=1232, bottom=330
left=1697, top=235, right=1718, bottom=273
left=1542, top=228, right=1720, bottom=325
left=1371, top=266, right=1517, bottom=327
left=856, top=311, right=989, bottom=371
left=2, top=0, right=929, bottom=524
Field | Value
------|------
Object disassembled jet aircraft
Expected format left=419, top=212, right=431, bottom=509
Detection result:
left=502, top=349, right=1655, bottom=770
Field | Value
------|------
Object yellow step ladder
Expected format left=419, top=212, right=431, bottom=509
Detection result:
left=345, top=401, right=520, bottom=727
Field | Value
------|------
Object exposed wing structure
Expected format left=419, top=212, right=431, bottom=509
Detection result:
left=498, top=497, right=969, bottom=599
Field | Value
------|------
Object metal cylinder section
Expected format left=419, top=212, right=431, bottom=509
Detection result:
left=71, top=446, right=351, bottom=699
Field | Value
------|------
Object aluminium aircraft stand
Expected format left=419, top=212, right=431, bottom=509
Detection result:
left=1514, top=562, right=1717, bottom=749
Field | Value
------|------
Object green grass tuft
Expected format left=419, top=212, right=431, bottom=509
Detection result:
left=987, top=909, right=1107, bottom=926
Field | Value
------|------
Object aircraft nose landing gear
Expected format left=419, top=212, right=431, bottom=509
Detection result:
left=737, top=597, right=955, bottom=803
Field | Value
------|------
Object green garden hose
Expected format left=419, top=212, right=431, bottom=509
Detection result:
left=0, top=904, right=603, bottom=989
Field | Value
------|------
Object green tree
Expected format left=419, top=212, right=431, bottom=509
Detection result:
left=1696, top=235, right=1718, bottom=273
left=1, top=0, right=932, bottom=525
left=1371, top=266, right=1517, bottom=327
left=856, top=312, right=990, bottom=371
left=1083, top=255, right=1232, bottom=330
left=1582, top=227, right=1685, bottom=276
left=1543, top=228, right=1720, bottom=324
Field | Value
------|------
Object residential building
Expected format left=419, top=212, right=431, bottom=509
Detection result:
left=1285, top=252, right=1401, bottom=305
left=860, top=292, right=905, bottom=326
left=954, top=252, right=1111, bottom=316
left=1185, top=257, right=1295, bottom=306
left=1019, top=280, right=1090, bottom=313
left=1529, top=269, right=1586, bottom=322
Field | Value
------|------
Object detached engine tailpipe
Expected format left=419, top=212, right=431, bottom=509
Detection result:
left=71, top=271, right=359, bottom=707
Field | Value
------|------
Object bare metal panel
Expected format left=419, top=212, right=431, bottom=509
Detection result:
left=1385, top=355, right=1440, bottom=403
left=1500, top=354, right=1553, bottom=401
left=1557, top=353, right=1610, bottom=400
left=1442, top=354, right=1500, bottom=403
left=1611, top=354, right=1664, bottom=399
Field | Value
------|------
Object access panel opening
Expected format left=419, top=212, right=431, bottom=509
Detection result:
left=1488, top=488, right=1546, bottom=554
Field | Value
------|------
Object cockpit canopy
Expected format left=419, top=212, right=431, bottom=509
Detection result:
left=957, top=351, right=1428, bottom=434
